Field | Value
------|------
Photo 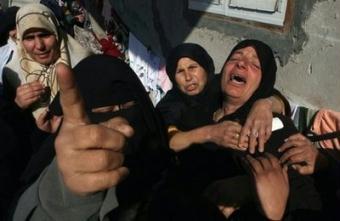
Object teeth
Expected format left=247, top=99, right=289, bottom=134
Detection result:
left=230, top=74, right=246, bottom=83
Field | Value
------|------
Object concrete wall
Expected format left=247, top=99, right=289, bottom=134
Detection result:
left=276, top=0, right=340, bottom=110
left=109, top=0, right=340, bottom=111
left=185, top=0, right=340, bottom=111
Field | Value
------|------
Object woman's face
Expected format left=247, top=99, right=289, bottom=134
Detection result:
left=22, top=28, right=60, bottom=65
left=175, top=57, right=208, bottom=96
left=221, top=46, right=262, bottom=104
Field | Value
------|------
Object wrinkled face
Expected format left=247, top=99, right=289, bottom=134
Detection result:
left=221, top=46, right=262, bottom=104
left=175, top=57, right=208, bottom=96
left=22, top=28, right=59, bottom=65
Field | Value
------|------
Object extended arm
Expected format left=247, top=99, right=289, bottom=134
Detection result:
left=169, top=121, right=244, bottom=152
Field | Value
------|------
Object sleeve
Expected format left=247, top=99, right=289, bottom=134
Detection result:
left=13, top=159, right=119, bottom=221
left=155, top=90, right=183, bottom=127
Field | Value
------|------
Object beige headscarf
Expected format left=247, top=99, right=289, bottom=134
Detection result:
left=6, top=3, right=91, bottom=118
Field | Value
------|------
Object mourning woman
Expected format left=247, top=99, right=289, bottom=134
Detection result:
left=150, top=40, right=321, bottom=220
left=156, top=43, right=289, bottom=155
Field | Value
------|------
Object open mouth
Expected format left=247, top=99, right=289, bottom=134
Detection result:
left=186, top=83, right=197, bottom=91
left=230, top=73, right=246, bottom=84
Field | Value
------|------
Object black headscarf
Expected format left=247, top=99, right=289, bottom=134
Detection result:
left=166, top=43, right=215, bottom=84
left=0, top=6, right=19, bottom=46
left=73, top=55, right=172, bottom=207
left=219, top=39, right=277, bottom=124
left=26, top=55, right=172, bottom=208
left=156, top=43, right=221, bottom=129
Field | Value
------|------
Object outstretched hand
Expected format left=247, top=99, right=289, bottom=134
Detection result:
left=246, top=153, right=289, bottom=221
left=54, top=63, right=133, bottom=196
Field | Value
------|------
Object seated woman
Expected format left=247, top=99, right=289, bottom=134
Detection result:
left=150, top=40, right=321, bottom=221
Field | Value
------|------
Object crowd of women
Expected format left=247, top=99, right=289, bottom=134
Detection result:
left=0, top=2, right=339, bottom=221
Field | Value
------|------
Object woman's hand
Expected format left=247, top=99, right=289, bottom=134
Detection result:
left=209, top=121, right=247, bottom=151
left=15, top=81, right=45, bottom=109
left=279, top=133, right=319, bottom=175
left=246, top=153, right=289, bottom=220
left=239, top=98, right=273, bottom=153
left=36, top=108, right=63, bottom=133
left=54, top=63, right=132, bottom=196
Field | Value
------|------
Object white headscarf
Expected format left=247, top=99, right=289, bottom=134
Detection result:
left=6, top=3, right=91, bottom=118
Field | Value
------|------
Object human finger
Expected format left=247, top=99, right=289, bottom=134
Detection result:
left=291, top=164, right=311, bottom=175
left=56, top=63, right=89, bottom=124
left=248, top=129, right=259, bottom=154
left=239, top=128, right=250, bottom=147
left=279, top=145, right=305, bottom=163
left=256, top=155, right=272, bottom=170
left=36, top=108, right=48, bottom=122
left=71, top=124, right=127, bottom=152
left=15, top=94, right=41, bottom=109
left=278, top=138, right=307, bottom=153
left=65, top=166, right=129, bottom=196
left=239, top=119, right=252, bottom=147
left=238, top=134, right=249, bottom=150
left=257, top=127, right=267, bottom=152
left=284, top=133, right=306, bottom=142
left=100, top=117, right=134, bottom=138
left=18, top=81, right=43, bottom=90
left=246, top=154, right=263, bottom=174
left=265, top=153, right=281, bottom=168
left=66, top=149, right=125, bottom=173
left=17, top=86, right=44, bottom=99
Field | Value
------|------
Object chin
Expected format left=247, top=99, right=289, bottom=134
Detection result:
left=35, top=58, right=54, bottom=66
left=186, top=91, right=200, bottom=96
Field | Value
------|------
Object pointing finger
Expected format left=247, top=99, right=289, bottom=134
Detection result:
left=56, top=63, right=89, bottom=125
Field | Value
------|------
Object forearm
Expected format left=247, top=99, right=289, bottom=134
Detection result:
left=169, top=125, right=212, bottom=152
left=270, top=95, right=286, bottom=115
left=255, top=96, right=284, bottom=115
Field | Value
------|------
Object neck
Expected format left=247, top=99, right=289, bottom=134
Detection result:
left=222, top=98, right=243, bottom=115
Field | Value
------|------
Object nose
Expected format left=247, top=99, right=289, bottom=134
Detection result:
left=34, top=37, right=45, bottom=50
left=236, top=59, right=247, bottom=69
left=184, top=70, right=192, bottom=81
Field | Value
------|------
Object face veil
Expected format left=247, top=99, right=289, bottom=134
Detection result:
left=50, top=54, right=172, bottom=206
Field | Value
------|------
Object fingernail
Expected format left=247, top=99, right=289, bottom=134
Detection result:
left=278, top=148, right=282, bottom=152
